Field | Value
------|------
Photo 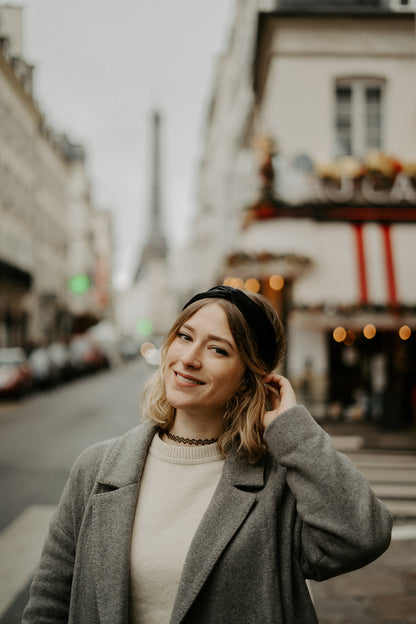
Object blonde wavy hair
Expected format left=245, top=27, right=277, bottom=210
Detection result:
left=142, top=292, right=286, bottom=464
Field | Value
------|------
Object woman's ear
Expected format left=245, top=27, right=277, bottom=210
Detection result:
left=236, top=372, right=252, bottom=395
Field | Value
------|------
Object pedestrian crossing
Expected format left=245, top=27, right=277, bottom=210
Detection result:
left=335, top=440, right=416, bottom=520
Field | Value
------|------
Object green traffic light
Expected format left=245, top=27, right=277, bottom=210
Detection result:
left=68, top=274, right=91, bottom=295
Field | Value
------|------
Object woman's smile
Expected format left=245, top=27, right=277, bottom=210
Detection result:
left=173, top=370, right=205, bottom=386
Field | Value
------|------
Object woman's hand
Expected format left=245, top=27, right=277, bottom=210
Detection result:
left=263, top=374, right=298, bottom=429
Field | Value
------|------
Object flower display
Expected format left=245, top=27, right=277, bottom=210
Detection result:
left=243, top=149, right=416, bottom=225
left=317, top=151, right=415, bottom=182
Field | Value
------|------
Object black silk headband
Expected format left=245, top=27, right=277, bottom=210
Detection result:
left=182, top=285, right=277, bottom=369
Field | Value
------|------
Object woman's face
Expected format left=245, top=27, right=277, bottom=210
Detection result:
left=164, top=302, right=246, bottom=423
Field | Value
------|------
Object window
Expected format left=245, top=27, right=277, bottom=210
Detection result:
left=334, top=79, right=385, bottom=159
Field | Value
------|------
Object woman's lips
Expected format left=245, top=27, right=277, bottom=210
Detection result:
left=174, top=371, right=205, bottom=386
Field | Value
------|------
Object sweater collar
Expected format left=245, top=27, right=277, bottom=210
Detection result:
left=149, top=432, right=224, bottom=464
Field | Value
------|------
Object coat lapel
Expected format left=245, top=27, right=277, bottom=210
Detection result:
left=91, top=422, right=157, bottom=624
left=170, top=452, right=265, bottom=624
left=92, top=484, right=138, bottom=623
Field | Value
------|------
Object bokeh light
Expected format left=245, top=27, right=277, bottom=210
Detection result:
left=136, top=318, right=153, bottom=336
left=223, top=276, right=244, bottom=289
left=245, top=278, right=260, bottom=293
left=344, top=330, right=356, bottom=346
left=333, top=326, right=347, bottom=342
left=399, top=325, right=411, bottom=341
left=144, top=347, right=160, bottom=366
left=68, top=274, right=91, bottom=295
left=140, top=342, right=155, bottom=356
left=363, top=324, right=376, bottom=339
left=269, top=275, right=284, bottom=291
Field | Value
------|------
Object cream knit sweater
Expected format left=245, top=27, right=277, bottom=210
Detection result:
left=129, top=433, right=225, bottom=624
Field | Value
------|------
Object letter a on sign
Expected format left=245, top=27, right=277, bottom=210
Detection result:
left=390, top=174, right=416, bottom=203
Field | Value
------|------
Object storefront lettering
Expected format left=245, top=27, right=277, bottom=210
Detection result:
left=320, top=173, right=416, bottom=205
left=389, top=173, right=416, bottom=203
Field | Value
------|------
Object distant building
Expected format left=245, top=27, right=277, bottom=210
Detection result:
left=64, top=139, right=101, bottom=333
left=0, top=5, right=115, bottom=347
left=193, top=0, right=416, bottom=427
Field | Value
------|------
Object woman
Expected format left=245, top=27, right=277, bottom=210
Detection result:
left=23, top=285, right=392, bottom=624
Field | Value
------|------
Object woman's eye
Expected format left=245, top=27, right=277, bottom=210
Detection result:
left=177, top=332, right=191, bottom=342
left=211, top=346, right=228, bottom=356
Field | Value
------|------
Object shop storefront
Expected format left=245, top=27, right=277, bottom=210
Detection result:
left=223, top=150, right=416, bottom=428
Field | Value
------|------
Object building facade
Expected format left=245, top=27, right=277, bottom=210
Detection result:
left=0, top=5, right=114, bottom=348
left=193, top=0, right=416, bottom=427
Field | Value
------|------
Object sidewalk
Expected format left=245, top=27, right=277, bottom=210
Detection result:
left=310, top=534, right=416, bottom=623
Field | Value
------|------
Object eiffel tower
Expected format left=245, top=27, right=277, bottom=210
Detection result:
left=135, top=110, right=168, bottom=281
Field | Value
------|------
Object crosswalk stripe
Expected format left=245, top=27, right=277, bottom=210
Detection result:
left=382, top=500, right=416, bottom=517
left=371, top=483, right=416, bottom=498
left=347, top=452, right=416, bottom=468
left=0, top=505, right=55, bottom=618
left=331, top=435, right=364, bottom=451
left=391, top=523, right=416, bottom=540
left=357, top=468, right=416, bottom=483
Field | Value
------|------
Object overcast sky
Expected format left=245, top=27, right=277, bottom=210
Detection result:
left=7, top=0, right=232, bottom=288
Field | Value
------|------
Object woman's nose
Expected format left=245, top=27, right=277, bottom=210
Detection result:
left=180, top=343, right=202, bottom=368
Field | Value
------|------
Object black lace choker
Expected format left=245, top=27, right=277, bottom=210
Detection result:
left=164, top=431, right=218, bottom=446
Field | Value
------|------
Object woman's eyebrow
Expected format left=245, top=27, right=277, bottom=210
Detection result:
left=207, top=334, right=235, bottom=350
left=182, top=324, right=235, bottom=351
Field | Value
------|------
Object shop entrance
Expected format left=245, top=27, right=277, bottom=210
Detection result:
left=327, top=327, right=416, bottom=429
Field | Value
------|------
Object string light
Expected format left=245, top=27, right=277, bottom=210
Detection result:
left=269, top=275, right=284, bottom=291
left=363, top=324, right=376, bottom=339
left=333, top=327, right=347, bottom=342
left=245, top=278, right=260, bottom=293
left=399, top=325, right=411, bottom=341
left=223, top=277, right=244, bottom=290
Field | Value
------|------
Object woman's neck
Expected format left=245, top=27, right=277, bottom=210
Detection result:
left=169, top=409, right=223, bottom=441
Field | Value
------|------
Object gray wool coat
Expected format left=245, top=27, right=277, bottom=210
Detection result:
left=23, top=406, right=392, bottom=624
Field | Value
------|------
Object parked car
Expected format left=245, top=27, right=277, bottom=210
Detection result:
left=0, top=347, right=34, bottom=398
left=28, top=347, right=58, bottom=389
left=47, top=342, right=72, bottom=382
left=120, top=334, right=140, bottom=361
left=69, top=335, right=109, bottom=377
left=87, top=321, right=121, bottom=368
